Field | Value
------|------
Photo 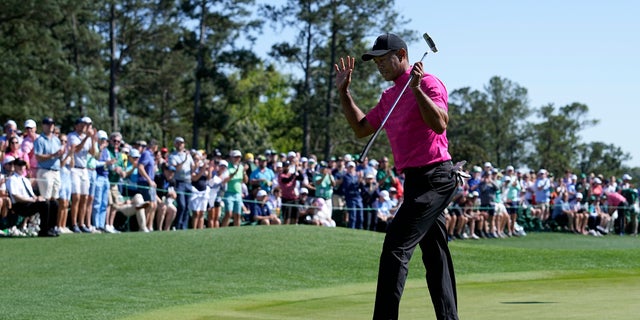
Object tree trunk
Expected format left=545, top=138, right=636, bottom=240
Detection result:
left=109, top=1, right=118, bottom=131
left=193, top=0, right=206, bottom=148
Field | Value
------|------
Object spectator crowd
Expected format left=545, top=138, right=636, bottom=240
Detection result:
left=1, top=117, right=638, bottom=239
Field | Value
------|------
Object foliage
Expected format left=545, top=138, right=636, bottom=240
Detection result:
left=448, top=76, right=530, bottom=168
left=261, top=0, right=410, bottom=159
left=0, top=0, right=634, bottom=172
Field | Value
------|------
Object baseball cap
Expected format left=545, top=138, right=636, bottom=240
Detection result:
left=623, top=174, right=633, bottom=181
left=256, top=190, right=268, bottom=197
left=257, top=155, right=267, bottom=161
left=346, top=161, right=356, bottom=168
left=484, top=162, right=493, bottom=168
left=287, top=151, right=296, bottom=158
left=300, top=187, right=309, bottom=194
left=2, top=155, right=15, bottom=165
left=275, top=161, right=283, bottom=168
left=129, top=149, right=141, bottom=158
left=24, top=119, right=36, bottom=129
left=167, top=165, right=177, bottom=172
left=343, top=154, right=352, bottom=162
left=174, top=136, right=185, bottom=143
left=97, top=130, right=108, bottom=140
left=380, top=190, right=390, bottom=201
left=230, top=150, right=242, bottom=158
left=75, top=117, right=92, bottom=125
left=42, top=117, right=55, bottom=125
left=218, top=160, right=228, bottom=167
left=300, top=157, right=308, bottom=163
left=362, top=33, right=408, bottom=61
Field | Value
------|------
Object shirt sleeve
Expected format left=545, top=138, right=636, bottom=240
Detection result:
left=422, top=74, right=448, bottom=110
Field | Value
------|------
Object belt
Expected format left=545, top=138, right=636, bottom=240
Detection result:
left=38, top=167, right=59, bottom=171
left=74, top=166, right=86, bottom=169
left=403, top=160, right=451, bottom=175
left=176, top=179, right=190, bottom=183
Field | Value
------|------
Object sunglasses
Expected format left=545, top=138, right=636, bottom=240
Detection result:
left=10, top=141, right=19, bottom=144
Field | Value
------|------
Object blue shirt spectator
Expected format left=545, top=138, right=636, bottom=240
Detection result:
left=34, top=131, right=61, bottom=170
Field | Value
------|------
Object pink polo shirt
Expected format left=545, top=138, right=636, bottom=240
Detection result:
left=365, top=69, right=451, bottom=173
left=607, top=192, right=626, bottom=207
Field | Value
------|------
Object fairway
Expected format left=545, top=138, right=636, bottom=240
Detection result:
left=2, top=227, right=639, bottom=319
left=123, top=275, right=640, bottom=320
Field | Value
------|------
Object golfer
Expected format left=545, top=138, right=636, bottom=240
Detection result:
left=335, top=33, right=460, bottom=320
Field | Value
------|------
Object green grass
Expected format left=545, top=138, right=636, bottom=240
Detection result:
left=1, top=227, right=639, bottom=319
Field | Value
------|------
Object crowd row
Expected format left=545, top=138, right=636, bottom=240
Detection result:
left=0, top=117, right=638, bottom=238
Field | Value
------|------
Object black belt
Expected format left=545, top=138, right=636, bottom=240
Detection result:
left=403, top=160, right=451, bottom=175
left=74, top=166, right=86, bottom=169
left=38, top=168, right=59, bottom=171
left=176, top=179, right=190, bottom=183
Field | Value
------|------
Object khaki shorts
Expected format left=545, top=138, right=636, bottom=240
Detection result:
left=36, top=169, right=61, bottom=200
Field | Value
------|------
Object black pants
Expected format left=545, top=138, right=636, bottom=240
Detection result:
left=373, top=161, right=459, bottom=320
left=10, top=200, right=59, bottom=235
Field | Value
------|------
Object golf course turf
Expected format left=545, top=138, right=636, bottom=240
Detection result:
left=2, top=226, right=638, bottom=319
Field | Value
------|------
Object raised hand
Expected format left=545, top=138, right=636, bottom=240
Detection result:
left=334, top=56, right=356, bottom=93
left=409, top=61, right=424, bottom=88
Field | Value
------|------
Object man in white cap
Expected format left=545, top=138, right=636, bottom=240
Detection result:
left=249, top=189, right=281, bottom=225
left=92, top=130, right=112, bottom=232
left=168, top=136, right=194, bottom=229
left=0, top=120, right=19, bottom=145
left=535, top=169, right=551, bottom=224
left=67, top=116, right=98, bottom=233
left=21, top=119, right=39, bottom=178
left=221, top=150, right=248, bottom=227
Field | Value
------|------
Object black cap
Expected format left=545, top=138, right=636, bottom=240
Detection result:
left=13, top=159, right=27, bottom=166
left=42, top=117, right=55, bottom=125
left=362, top=33, right=407, bottom=61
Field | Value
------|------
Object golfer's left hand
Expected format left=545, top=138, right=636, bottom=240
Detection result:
left=409, top=62, right=424, bottom=88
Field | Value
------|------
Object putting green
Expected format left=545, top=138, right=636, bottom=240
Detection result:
left=123, top=271, right=640, bottom=319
